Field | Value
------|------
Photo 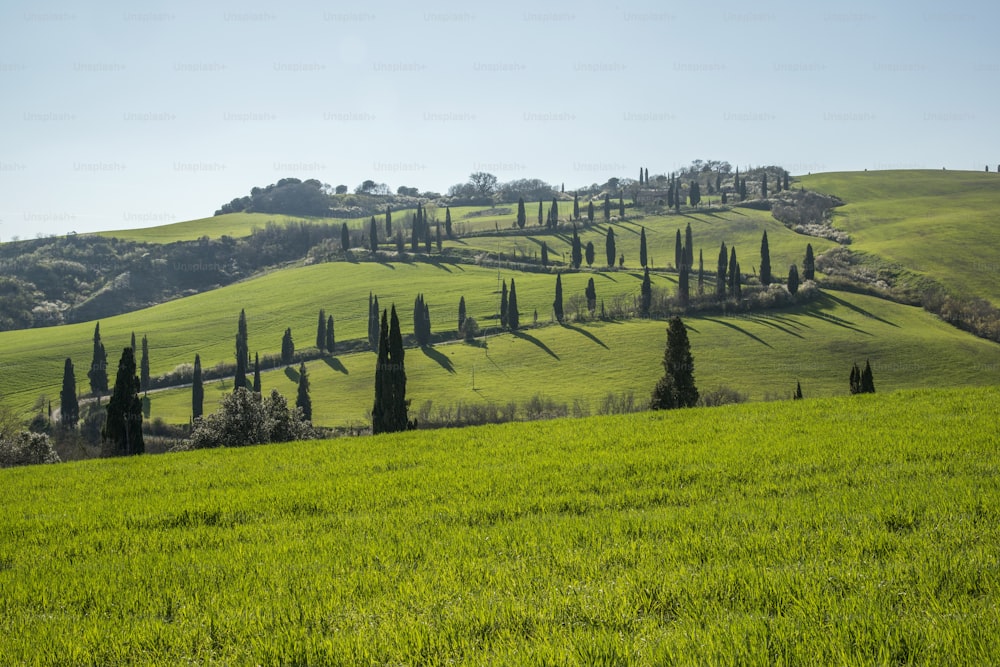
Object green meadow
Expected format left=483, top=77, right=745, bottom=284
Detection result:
left=797, top=170, right=1000, bottom=303
left=93, top=212, right=351, bottom=243
left=2, top=386, right=998, bottom=664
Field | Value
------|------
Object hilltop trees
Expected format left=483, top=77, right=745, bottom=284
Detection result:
left=651, top=316, right=699, bottom=409
left=803, top=243, right=815, bottom=281
left=60, top=358, right=79, bottom=430
left=296, top=362, right=312, bottom=422
left=606, top=228, right=616, bottom=267
left=192, top=354, right=203, bottom=419
left=760, top=231, right=772, bottom=286
left=102, top=347, right=144, bottom=457
left=372, top=305, right=411, bottom=434
left=553, top=274, right=564, bottom=323
left=88, top=322, right=108, bottom=396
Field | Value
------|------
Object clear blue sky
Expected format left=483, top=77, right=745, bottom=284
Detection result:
left=1, top=0, right=996, bottom=238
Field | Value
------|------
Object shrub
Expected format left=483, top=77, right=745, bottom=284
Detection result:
left=185, top=388, right=313, bottom=450
left=697, top=386, right=748, bottom=408
left=0, top=431, right=60, bottom=468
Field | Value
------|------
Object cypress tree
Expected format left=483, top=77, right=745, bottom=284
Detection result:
left=861, top=360, right=876, bottom=393
left=192, top=354, right=203, bottom=420
left=585, top=277, right=597, bottom=315
left=606, top=228, right=617, bottom=267
left=667, top=182, right=674, bottom=208
left=651, top=316, right=698, bottom=409
left=517, top=197, right=526, bottom=229
left=689, top=181, right=700, bottom=207
left=585, top=241, right=595, bottom=267
left=341, top=222, right=350, bottom=252
left=639, top=167, right=644, bottom=185
left=326, top=315, right=335, bottom=354
left=88, top=322, right=108, bottom=396
left=538, top=200, right=544, bottom=226
left=130, top=331, right=136, bottom=353
left=644, top=167, right=649, bottom=184
left=728, top=248, right=739, bottom=298
left=587, top=200, right=595, bottom=223
left=410, top=213, right=419, bottom=252
left=674, top=229, right=683, bottom=270
left=296, top=362, right=311, bottom=422
left=386, top=205, right=392, bottom=237
left=395, top=230, right=405, bottom=255
left=541, top=242, right=549, bottom=267
left=458, top=296, right=467, bottom=334
left=740, top=178, right=747, bottom=200
left=640, top=267, right=652, bottom=317
left=735, top=262, right=742, bottom=299
left=684, top=223, right=694, bottom=270
left=60, top=357, right=79, bottom=430
left=678, top=263, right=690, bottom=308
left=794, top=381, right=803, bottom=400
left=436, top=223, right=442, bottom=252
left=445, top=206, right=453, bottom=238
left=372, top=310, right=391, bottom=434
left=499, top=281, right=508, bottom=328
left=281, top=328, right=294, bottom=366
left=102, top=347, right=144, bottom=456
left=697, top=249, right=705, bottom=295
left=618, top=194, right=625, bottom=218
left=317, top=309, right=326, bottom=351
left=640, top=227, right=648, bottom=268
left=573, top=192, right=580, bottom=221
left=849, top=363, right=862, bottom=395
left=803, top=243, right=815, bottom=280
left=571, top=225, right=583, bottom=269
left=783, top=171, right=789, bottom=191
left=140, top=335, right=150, bottom=394
left=369, top=216, right=378, bottom=254
left=413, top=294, right=425, bottom=345
left=716, top=242, right=728, bottom=298
left=603, top=194, right=611, bottom=222
left=508, top=279, right=519, bottom=330
left=424, top=221, right=432, bottom=253
left=387, top=304, right=410, bottom=431
left=760, top=231, right=772, bottom=286
left=762, top=172, right=768, bottom=199
left=674, top=182, right=681, bottom=212
left=788, top=264, right=800, bottom=294
left=368, top=293, right=380, bottom=351
left=550, top=198, right=559, bottom=229
left=253, top=352, right=261, bottom=393
left=553, top=273, right=564, bottom=323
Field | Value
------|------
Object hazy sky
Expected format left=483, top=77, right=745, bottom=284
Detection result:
left=1, top=0, right=996, bottom=238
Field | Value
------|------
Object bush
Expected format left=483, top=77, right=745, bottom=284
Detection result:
left=697, top=386, right=748, bottom=408
left=0, top=431, right=60, bottom=468
left=185, top=388, right=313, bottom=450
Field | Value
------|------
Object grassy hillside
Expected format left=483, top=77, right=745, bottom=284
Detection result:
left=2, top=386, right=998, bottom=664
left=797, top=170, right=1000, bottom=303
left=93, top=211, right=355, bottom=243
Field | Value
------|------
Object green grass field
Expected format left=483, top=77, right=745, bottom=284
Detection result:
left=797, top=170, right=1000, bottom=303
left=2, top=386, right=999, bottom=664
left=93, top=212, right=354, bottom=243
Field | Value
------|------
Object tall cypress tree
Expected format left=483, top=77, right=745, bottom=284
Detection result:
left=88, top=322, right=108, bottom=396
left=541, top=242, right=549, bottom=267
left=387, top=305, right=410, bottom=432
left=508, top=279, right=519, bottom=330
left=234, top=309, right=249, bottom=391
left=603, top=194, right=611, bottom=222
left=716, top=242, right=728, bottom=298
left=368, top=293, right=380, bottom=351
left=761, top=172, right=768, bottom=199
left=369, top=216, right=379, bottom=254
left=130, top=331, right=136, bottom=353
left=788, top=264, right=800, bottom=294
left=606, top=227, right=616, bottom=267
left=458, top=296, right=467, bottom=334
left=341, top=223, right=350, bottom=252
left=728, top=248, right=739, bottom=298
left=849, top=363, right=862, bottom=395
left=640, top=267, right=652, bottom=317
left=549, top=198, right=559, bottom=229
left=60, top=357, right=79, bottom=429
left=326, top=315, right=335, bottom=354
left=102, top=347, right=144, bottom=456
left=553, top=273, right=564, bottom=323
left=794, top=381, right=803, bottom=400
left=585, top=241, right=595, bottom=267
left=697, top=249, right=705, bottom=295
left=783, top=171, right=790, bottom=191
left=281, top=328, right=294, bottom=366
left=585, top=277, right=597, bottom=315
left=499, top=281, right=509, bottom=328
left=640, top=227, right=648, bottom=268
left=517, top=197, right=526, bottom=229
left=253, top=352, right=261, bottom=393
left=684, top=223, right=694, bottom=270
left=372, top=310, right=391, bottom=434
left=803, top=243, right=815, bottom=281
left=538, top=200, right=544, bottom=226
left=140, top=335, right=150, bottom=394
left=674, top=229, right=683, bottom=270
left=571, top=225, right=583, bottom=269
left=587, top=200, right=595, bottom=223
left=573, top=192, right=580, bottom=221
left=759, top=231, right=772, bottom=286
left=317, top=309, right=326, bottom=351
left=650, top=316, right=698, bottom=409
left=192, top=354, right=203, bottom=420
left=386, top=205, right=392, bottom=237
left=296, top=362, right=312, bottom=422
left=861, top=360, right=876, bottom=393
left=618, top=194, right=625, bottom=219
left=678, top=263, right=690, bottom=308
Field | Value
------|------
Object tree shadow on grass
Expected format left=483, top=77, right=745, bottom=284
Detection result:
left=284, top=366, right=299, bottom=382
left=822, top=292, right=899, bottom=327
left=744, top=315, right=805, bottom=339
left=512, top=330, right=560, bottom=360
left=321, top=356, right=348, bottom=375
left=563, top=323, right=609, bottom=349
left=375, top=260, right=396, bottom=270
left=420, top=345, right=456, bottom=374
left=701, top=317, right=774, bottom=348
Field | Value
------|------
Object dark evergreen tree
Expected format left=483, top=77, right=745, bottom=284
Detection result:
left=603, top=194, right=611, bottom=222
left=585, top=277, right=597, bottom=315
left=517, top=197, right=526, bottom=229
left=424, top=221, right=432, bottom=253
left=499, top=281, right=509, bottom=328
left=369, top=216, right=379, bottom=254
left=102, top=347, right=144, bottom=456
left=587, top=200, right=595, bottom=223
left=368, top=293, right=380, bottom=351
left=573, top=192, right=579, bottom=221
left=585, top=241, right=595, bottom=267
left=317, top=309, right=326, bottom=351
left=234, top=309, right=249, bottom=391
left=253, top=352, right=261, bottom=393
left=395, top=231, right=405, bottom=255
left=414, top=294, right=431, bottom=346
left=130, top=331, right=136, bottom=353
left=606, top=228, right=617, bottom=267
left=739, top=178, right=747, bottom=200
left=640, top=227, right=648, bottom=268
left=281, top=328, right=294, bottom=366
left=761, top=172, right=768, bottom=199
left=60, top=357, right=79, bottom=429
left=861, top=360, right=876, bottom=393
left=296, top=362, right=311, bottom=422
left=445, top=206, right=453, bottom=238
left=436, top=223, right=442, bottom=252
left=410, top=213, right=420, bottom=252
left=684, top=223, right=694, bottom=270
left=803, top=243, right=815, bottom=281
left=549, top=198, right=559, bottom=229
left=192, top=354, right=203, bottom=420
left=140, top=335, right=150, bottom=394
left=689, top=181, right=701, bottom=207
left=458, top=296, right=467, bottom=334
left=541, top=242, right=549, bottom=267
left=508, top=279, right=520, bottom=330
left=674, top=229, right=683, bottom=270
left=721, top=191, right=728, bottom=205
left=735, top=262, right=742, bottom=299
left=667, top=182, right=675, bottom=208
left=783, top=171, right=789, bottom=190
left=387, top=305, right=410, bottom=431
left=728, top=248, right=739, bottom=298
left=640, top=267, right=652, bottom=317
left=716, top=242, right=728, bottom=298
left=386, top=205, right=392, bottom=237
left=849, top=363, right=862, bottom=395
left=538, top=200, right=544, bottom=226
left=88, top=322, right=108, bottom=396
left=674, top=182, right=681, bottom=212
left=553, top=274, right=564, bottom=323
left=326, top=315, right=335, bottom=354
left=794, top=381, right=803, bottom=400
left=618, top=194, right=625, bottom=218
left=697, top=249, right=705, bottom=295
left=759, top=230, right=772, bottom=286
left=788, top=264, right=800, bottom=295
left=644, top=167, right=649, bottom=184
left=341, top=223, right=350, bottom=252
left=651, top=316, right=698, bottom=409
left=678, top=263, right=690, bottom=308
left=639, top=167, right=644, bottom=184
left=571, top=225, right=583, bottom=269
